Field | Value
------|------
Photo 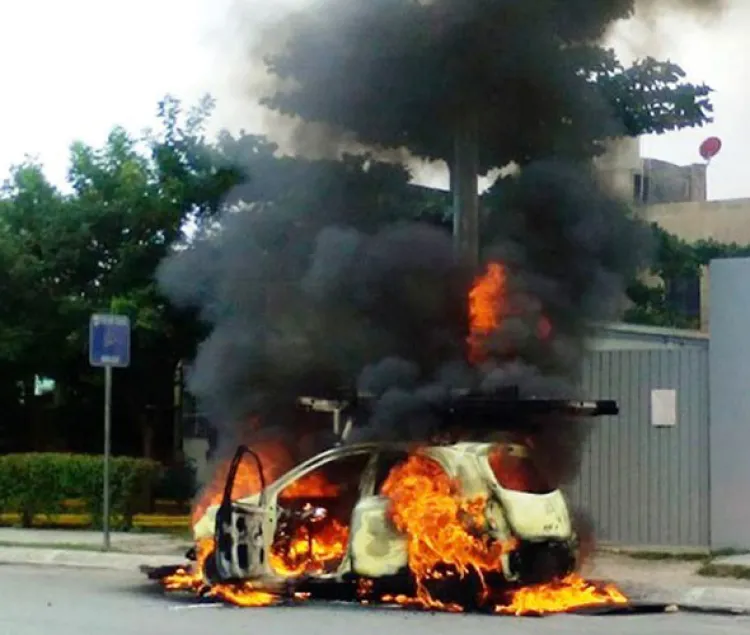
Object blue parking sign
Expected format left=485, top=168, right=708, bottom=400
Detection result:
left=89, top=314, right=131, bottom=368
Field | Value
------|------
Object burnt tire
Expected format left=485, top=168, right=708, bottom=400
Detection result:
left=202, top=549, right=221, bottom=585
left=421, top=568, right=487, bottom=611
left=507, top=541, right=576, bottom=586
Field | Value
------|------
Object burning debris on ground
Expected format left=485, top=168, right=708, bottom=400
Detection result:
left=151, top=0, right=721, bottom=620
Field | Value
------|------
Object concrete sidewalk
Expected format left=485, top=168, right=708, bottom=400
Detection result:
left=0, top=527, right=191, bottom=554
left=585, top=552, right=750, bottom=614
left=0, top=547, right=182, bottom=571
left=0, top=527, right=190, bottom=572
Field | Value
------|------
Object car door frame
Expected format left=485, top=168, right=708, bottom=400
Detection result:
left=259, top=443, right=382, bottom=580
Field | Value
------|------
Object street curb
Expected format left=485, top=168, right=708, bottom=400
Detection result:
left=0, top=547, right=180, bottom=572
left=676, top=586, right=750, bottom=615
left=3, top=547, right=750, bottom=616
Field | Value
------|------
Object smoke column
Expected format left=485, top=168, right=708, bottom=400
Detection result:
left=158, top=0, right=720, bottom=481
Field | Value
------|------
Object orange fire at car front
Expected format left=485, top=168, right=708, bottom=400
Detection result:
left=378, top=453, right=628, bottom=614
left=380, top=454, right=517, bottom=609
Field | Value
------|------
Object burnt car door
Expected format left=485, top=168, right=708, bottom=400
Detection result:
left=211, top=446, right=271, bottom=583
left=349, top=449, right=410, bottom=579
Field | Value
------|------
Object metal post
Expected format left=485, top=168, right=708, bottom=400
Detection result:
left=103, top=365, right=112, bottom=551
left=452, top=114, right=480, bottom=266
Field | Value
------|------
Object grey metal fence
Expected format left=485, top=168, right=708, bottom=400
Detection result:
left=568, top=346, right=710, bottom=549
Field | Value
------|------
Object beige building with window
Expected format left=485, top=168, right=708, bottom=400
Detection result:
left=597, top=138, right=750, bottom=331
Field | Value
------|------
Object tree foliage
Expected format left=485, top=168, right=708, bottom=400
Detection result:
left=262, top=0, right=713, bottom=173
left=0, top=94, right=446, bottom=456
left=0, top=96, right=244, bottom=455
left=624, top=224, right=750, bottom=329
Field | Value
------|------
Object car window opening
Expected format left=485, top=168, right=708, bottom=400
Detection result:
left=488, top=444, right=554, bottom=494
left=271, top=453, right=371, bottom=576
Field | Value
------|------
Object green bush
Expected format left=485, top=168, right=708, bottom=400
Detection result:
left=0, top=453, right=160, bottom=529
left=153, top=459, right=198, bottom=510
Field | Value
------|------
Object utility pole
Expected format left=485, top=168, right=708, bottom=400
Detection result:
left=452, top=114, right=480, bottom=267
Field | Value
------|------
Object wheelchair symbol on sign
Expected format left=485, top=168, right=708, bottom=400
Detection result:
left=103, top=326, right=124, bottom=351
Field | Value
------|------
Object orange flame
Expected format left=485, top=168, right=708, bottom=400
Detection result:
left=467, top=262, right=553, bottom=364
left=268, top=470, right=349, bottom=576
left=380, top=453, right=517, bottom=609
left=278, top=471, right=340, bottom=500
left=164, top=461, right=349, bottom=604
left=190, top=440, right=295, bottom=525
left=498, top=574, right=628, bottom=615
left=162, top=540, right=279, bottom=605
left=269, top=514, right=349, bottom=577
left=467, top=263, right=506, bottom=364
left=161, top=537, right=214, bottom=595
left=166, top=418, right=627, bottom=615
left=379, top=453, right=628, bottom=614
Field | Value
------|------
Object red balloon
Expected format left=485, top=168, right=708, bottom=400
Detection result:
left=699, top=136, right=722, bottom=160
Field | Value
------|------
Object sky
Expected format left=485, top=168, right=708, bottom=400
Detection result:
left=0, top=0, right=746, bottom=200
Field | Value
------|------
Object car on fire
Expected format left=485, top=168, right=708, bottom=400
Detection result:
left=176, top=392, right=618, bottom=599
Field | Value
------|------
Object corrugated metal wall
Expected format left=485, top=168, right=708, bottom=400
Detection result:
left=567, top=346, right=710, bottom=549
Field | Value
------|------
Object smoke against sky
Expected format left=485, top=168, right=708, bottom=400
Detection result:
left=155, top=0, right=672, bottom=485
left=209, top=0, right=730, bottom=187
left=0, top=0, right=744, bottom=198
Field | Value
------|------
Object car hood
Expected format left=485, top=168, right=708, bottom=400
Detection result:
left=494, top=488, right=572, bottom=541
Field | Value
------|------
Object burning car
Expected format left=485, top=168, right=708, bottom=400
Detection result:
left=152, top=391, right=627, bottom=614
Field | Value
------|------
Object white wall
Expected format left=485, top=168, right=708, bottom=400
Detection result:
left=709, top=257, right=750, bottom=549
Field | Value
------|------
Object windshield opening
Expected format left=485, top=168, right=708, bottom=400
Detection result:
left=487, top=443, right=554, bottom=494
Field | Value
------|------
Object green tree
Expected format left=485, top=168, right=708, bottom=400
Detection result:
left=0, top=95, right=244, bottom=457
left=624, top=225, right=750, bottom=329
left=262, top=1, right=713, bottom=174
left=0, top=162, right=85, bottom=449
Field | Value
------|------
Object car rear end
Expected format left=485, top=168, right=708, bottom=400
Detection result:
left=478, top=440, right=578, bottom=585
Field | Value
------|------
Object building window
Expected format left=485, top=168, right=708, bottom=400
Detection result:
left=633, top=174, right=651, bottom=204
left=666, top=274, right=701, bottom=321
left=633, top=174, right=642, bottom=202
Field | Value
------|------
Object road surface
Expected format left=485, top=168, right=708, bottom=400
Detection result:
left=1, top=564, right=748, bottom=635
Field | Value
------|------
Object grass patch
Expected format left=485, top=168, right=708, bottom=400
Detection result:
left=0, top=540, right=126, bottom=553
left=625, top=551, right=709, bottom=562
left=697, top=563, right=750, bottom=579
left=712, top=548, right=750, bottom=558
left=603, top=546, right=750, bottom=563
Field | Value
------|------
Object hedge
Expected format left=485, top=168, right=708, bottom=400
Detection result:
left=0, top=453, right=161, bottom=530
left=0, top=512, right=191, bottom=530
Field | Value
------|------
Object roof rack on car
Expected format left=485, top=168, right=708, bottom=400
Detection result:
left=296, top=386, right=618, bottom=441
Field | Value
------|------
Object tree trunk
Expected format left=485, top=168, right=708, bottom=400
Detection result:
left=23, top=376, right=37, bottom=450
left=172, top=360, right=184, bottom=462
left=141, top=411, right=154, bottom=459
left=451, top=114, right=480, bottom=267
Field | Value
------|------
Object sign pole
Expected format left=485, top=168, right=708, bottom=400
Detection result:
left=89, top=313, right=130, bottom=553
left=103, top=365, right=112, bottom=551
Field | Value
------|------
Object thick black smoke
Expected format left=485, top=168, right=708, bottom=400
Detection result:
left=158, top=165, right=646, bottom=483
left=157, top=0, right=718, bottom=482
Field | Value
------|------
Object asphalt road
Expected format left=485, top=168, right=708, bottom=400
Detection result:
left=1, top=564, right=749, bottom=635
